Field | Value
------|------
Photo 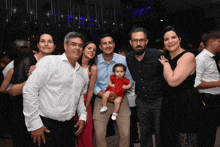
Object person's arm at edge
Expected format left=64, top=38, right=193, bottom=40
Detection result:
left=194, top=55, right=220, bottom=89
left=9, top=82, right=26, bottom=96
left=85, top=65, right=97, bottom=108
left=0, top=68, right=13, bottom=93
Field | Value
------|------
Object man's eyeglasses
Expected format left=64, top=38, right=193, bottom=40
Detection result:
left=131, top=39, right=146, bottom=44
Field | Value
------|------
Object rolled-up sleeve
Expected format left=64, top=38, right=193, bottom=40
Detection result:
left=23, top=57, right=53, bottom=131
left=194, top=58, right=206, bottom=88
left=94, top=80, right=101, bottom=95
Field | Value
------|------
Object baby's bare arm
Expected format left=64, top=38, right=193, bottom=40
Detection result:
left=108, top=80, right=115, bottom=88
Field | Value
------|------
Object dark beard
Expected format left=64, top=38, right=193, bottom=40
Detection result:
left=134, top=48, right=145, bottom=55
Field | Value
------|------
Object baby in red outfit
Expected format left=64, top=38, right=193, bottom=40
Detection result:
left=100, top=63, right=132, bottom=120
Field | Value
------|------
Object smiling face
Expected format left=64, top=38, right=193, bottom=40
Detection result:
left=114, top=66, right=125, bottom=79
left=99, top=36, right=115, bottom=56
left=64, top=37, right=83, bottom=62
left=129, top=31, right=148, bottom=55
left=163, top=30, right=181, bottom=52
left=83, top=43, right=97, bottom=59
left=37, top=34, right=55, bottom=55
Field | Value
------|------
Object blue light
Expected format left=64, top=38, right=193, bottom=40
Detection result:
left=66, top=15, right=73, bottom=18
left=53, top=13, right=58, bottom=16
left=131, top=6, right=151, bottom=16
left=80, top=17, right=83, bottom=20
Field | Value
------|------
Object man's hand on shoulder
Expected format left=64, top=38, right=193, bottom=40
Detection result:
left=31, top=125, right=50, bottom=146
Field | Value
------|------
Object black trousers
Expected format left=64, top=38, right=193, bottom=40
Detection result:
left=130, top=106, right=139, bottom=146
left=199, top=93, right=220, bottom=147
left=136, top=98, right=162, bottom=147
left=31, top=116, right=76, bottom=147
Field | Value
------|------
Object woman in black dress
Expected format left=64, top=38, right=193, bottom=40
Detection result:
left=159, top=26, right=203, bottom=147
left=9, top=33, right=56, bottom=147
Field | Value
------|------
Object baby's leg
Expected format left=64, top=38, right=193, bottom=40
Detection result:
left=113, top=96, right=123, bottom=113
left=100, top=91, right=111, bottom=112
left=102, top=91, right=111, bottom=106
left=111, top=96, right=123, bottom=120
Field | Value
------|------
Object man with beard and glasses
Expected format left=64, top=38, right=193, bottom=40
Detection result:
left=93, top=33, right=133, bottom=147
left=126, top=27, right=165, bottom=147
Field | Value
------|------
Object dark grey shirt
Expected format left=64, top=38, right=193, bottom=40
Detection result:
left=126, top=48, right=165, bottom=103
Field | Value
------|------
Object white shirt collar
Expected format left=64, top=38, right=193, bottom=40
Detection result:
left=203, top=49, right=215, bottom=58
left=60, top=53, right=81, bottom=70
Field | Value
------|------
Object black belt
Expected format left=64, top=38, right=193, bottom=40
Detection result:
left=201, top=93, right=220, bottom=98
left=40, top=116, right=74, bottom=124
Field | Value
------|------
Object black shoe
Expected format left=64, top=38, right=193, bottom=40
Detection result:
left=133, top=139, right=140, bottom=144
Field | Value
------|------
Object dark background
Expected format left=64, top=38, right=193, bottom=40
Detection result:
left=0, top=0, right=219, bottom=55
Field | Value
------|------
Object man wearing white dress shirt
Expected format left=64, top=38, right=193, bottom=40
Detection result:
left=23, top=32, right=87, bottom=147
left=194, top=30, right=220, bottom=147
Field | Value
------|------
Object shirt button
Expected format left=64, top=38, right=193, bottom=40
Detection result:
left=141, top=79, right=143, bottom=81
left=139, top=71, right=141, bottom=73
left=143, top=87, right=145, bottom=89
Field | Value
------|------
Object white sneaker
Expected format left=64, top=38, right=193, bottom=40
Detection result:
left=111, top=113, right=118, bottom=120
left=100, top=106, right=108, bottom=112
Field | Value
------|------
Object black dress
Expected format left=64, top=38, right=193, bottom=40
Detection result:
left=161, top=51, right=203, bottom=146
left=10, top=54, right=37, bottom=147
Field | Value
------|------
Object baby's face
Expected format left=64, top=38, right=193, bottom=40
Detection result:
left=114, top=67, right=125, bottom=79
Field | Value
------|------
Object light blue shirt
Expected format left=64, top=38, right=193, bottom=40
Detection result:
left=94, top=53, right=134, bottom=95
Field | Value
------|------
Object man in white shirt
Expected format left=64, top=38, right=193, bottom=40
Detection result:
left=23, top=32, right=87, bottom=147
left=194, top=30, right=220, bottom=147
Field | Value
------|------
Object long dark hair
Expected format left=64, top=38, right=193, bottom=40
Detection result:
left=78, top=41, right=97, bottom=72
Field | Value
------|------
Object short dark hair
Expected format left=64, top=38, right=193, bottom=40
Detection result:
left=112, top=63, right=126, bottom=73
left=163, top=25, right=181, bottom=38
left=64, top=32, right=84, bottom=44
left=202, top=30, right=220, bottom=46
left=129, top=27, right=148, bottom=39
left=118, top=44, right=131, bottom=55
left=99, top=33, right=114, bottom=44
